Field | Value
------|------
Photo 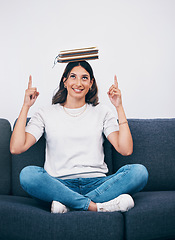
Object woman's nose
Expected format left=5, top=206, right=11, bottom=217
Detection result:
left=76, top=78, right=82, bottom=86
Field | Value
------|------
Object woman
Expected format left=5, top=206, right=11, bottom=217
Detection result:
left=10, top=61, right=148, bottom=213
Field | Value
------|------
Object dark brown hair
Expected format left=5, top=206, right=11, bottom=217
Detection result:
left=52, top=61, right=99, bottom=106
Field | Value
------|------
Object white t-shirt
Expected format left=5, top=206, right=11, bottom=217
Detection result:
left=25, top=103, right=119, bottom=179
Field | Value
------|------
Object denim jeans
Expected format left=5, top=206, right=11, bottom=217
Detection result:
left=20, top=164, right=148, bottom=211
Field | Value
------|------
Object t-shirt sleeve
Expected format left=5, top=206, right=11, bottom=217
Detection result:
left=25, top=108, right=45, bottom=142
left=103, top=106, right=119, bottom=138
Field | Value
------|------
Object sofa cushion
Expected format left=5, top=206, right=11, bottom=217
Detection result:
left=103, top=134, right=114, bottom=175
left=112, top=119, right=175, bottom=191
left=0, top=195, right=124, bottom=240
left=124, top=191, right=175, bottom=240
left=0, top=119, right=11, bottom=195
left=11, top=135, right=46, bottom=197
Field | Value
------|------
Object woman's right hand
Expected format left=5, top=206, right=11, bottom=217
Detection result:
left=23, top=75, right=39, bottom=108
left=10, top=75, right=38, bottom=154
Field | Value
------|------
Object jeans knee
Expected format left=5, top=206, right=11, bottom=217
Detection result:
left=20, top=166, right=30, bottom=185
left=20, top=166, right=40, bottom=189
left=133, top=164, right=149, bottom=187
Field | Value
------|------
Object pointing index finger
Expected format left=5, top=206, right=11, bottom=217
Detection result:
left=28, top=75, right=32, bottom=89
left=114, top=75, right=118, bottom=88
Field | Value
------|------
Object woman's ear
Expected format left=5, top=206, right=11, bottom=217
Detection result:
left=90, top=78, right=94, bottom=89
left=63, top=77, right=67, bottom=87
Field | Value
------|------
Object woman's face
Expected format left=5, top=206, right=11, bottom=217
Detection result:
left=64, top=66, right=93, bottom=101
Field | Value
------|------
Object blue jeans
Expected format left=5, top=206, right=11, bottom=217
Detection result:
left=20, top=164, right=148, bottom=211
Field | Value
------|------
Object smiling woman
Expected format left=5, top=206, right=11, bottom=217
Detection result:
left=52, top=61, right=99, bottom=107
left=10, top=60, right=148, bottom=214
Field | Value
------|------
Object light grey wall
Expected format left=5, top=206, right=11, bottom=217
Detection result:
left=0, top=0, right=175, bottom=125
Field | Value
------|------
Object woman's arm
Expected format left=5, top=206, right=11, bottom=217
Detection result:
left=107, top=75, right=133, bottom=156
left=10, top=76, right=39, bottom=154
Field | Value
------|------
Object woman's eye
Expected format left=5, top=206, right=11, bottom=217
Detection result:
left=82, top=76, right=88, bottom=80
left=70, top=75, right=75, bottom=79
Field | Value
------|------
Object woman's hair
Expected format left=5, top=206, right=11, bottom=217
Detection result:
left=52, top=61, right=99, bottom=106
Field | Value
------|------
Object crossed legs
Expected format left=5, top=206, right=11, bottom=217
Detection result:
left=20, top=164, right=148, bottom=211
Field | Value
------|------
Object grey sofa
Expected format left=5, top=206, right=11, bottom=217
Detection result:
left=0, top=117, right=175, bottom=240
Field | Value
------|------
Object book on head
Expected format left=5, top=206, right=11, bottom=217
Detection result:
left=56, top=47, right=99, bottom=63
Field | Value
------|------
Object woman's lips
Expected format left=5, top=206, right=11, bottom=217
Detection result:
left=72, top=88, right=84, bottom=93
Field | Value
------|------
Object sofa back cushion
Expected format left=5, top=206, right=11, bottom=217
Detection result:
left=11, top=118, right=46, bottom=197
left=12, top=135, right=46, bottom=197
left=112, top=119, right=175, bottom=191
left=0, top=119, right=11, bottom=195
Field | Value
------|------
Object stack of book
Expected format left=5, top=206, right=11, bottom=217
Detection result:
left=56, top=47, right=99, bottom=63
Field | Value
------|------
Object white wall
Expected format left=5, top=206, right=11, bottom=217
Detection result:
left=0, top=0, right=175, bottom=125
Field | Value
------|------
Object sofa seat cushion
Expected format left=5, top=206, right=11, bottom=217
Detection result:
left=124, top=191, right=175, bottom=240
left=112, top=119, right=175, bottom=191
left=0, top=195, right=124, bottom=240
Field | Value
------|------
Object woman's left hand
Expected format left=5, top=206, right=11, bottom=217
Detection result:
left=107, top=75, right=122, bottom=108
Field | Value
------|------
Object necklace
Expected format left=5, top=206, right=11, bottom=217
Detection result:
left=63, top=104, right=87, bottom=117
